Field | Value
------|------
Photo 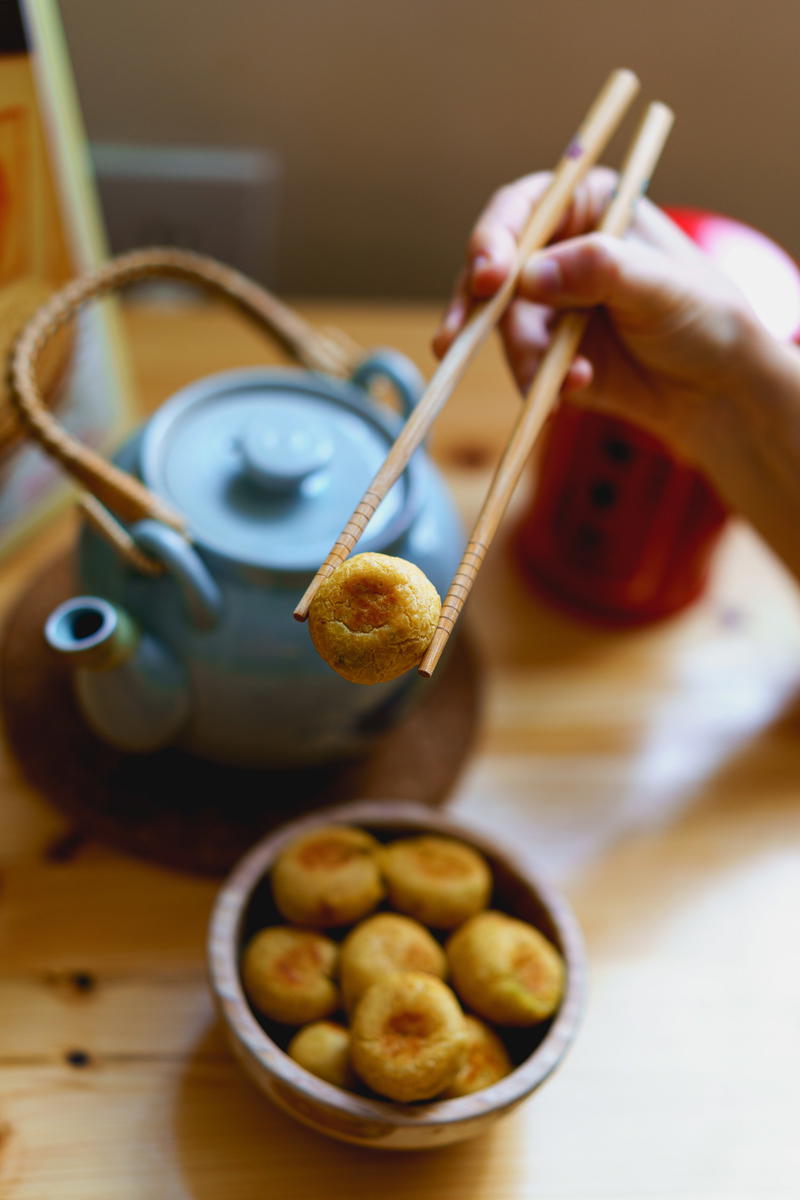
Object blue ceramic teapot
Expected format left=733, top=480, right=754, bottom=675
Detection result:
left=13, top=250, right=464, bottom=768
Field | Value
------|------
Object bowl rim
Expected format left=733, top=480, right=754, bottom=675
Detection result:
left=207, top=799, right=587, bottom=1132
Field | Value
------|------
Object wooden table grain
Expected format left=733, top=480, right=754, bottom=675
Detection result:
left=1, top=299, right=799, bottom=1199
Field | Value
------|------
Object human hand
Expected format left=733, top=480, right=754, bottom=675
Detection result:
left=432, top=168, right=766, bottom=465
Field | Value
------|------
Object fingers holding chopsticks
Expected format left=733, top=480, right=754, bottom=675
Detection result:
left=432, top=168, right=620, bottom=359
left=420, top=100, right=676, bottom=676
left=466, top=175, right=555, bottom=294
left=432, top=175, right=549, bottom=357
left=498, top=299, right=595, bottom=396
left=434, top=168, right=726, bottom=418
left=294, top=68, right=640, bottom=624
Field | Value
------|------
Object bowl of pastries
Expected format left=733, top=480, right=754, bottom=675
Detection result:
left=208, top=800, right=586, bottom=1149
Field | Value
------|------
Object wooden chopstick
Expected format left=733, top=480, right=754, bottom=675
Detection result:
left=293, top=67, right=640, bottom=622
left=419, top=100, right=675, bottom=677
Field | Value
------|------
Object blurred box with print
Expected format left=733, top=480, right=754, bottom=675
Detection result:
left=0, top=0, right=130, bottom=557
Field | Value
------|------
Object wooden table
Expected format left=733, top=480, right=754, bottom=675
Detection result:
left=2, top=300, right=799, bottom=1199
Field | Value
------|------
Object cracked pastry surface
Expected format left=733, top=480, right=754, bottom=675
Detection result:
left=307, top=552, right=442, bottom=685
left=271, top=824, right=384, bottom=927
left=350, top=971, right=468, bottom=1102
left=242, top=926, right=339, bottom=1025
left=447, top=911, right=565, bottom=1026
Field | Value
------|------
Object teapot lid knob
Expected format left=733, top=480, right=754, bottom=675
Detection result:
left=139, top=368, right=420, bottom=570
left=238, top=405, right=334, bottom=493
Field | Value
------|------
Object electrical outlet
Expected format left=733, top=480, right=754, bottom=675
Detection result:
left=91, top=143, right=282, bottom=285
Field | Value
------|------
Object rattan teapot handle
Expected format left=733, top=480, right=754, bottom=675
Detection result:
left=9, top=246, right=361, bottom=530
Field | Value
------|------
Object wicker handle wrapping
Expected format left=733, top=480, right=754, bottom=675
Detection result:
left=9, top=246, right=361, bottom=531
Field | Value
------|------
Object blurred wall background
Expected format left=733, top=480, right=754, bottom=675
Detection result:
left=59, top=0, right=799, bottom=297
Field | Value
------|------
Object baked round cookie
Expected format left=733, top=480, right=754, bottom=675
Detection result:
left=438, top=1015, right=512, bottom=1097
left=447, top=911, right=564, bottom=1026
left=379, top=835, right=492, bottom=929
left=339, top=912, right=447, bottom=1011
left=271, top=824, right=384, bottom=927
left=308, top=552, right=441, bottom=685
left=242, top=926, right=339, bottom=1025
left=287, top=1021, right=356, bottom=1090
left=350, top=971, right=468, bottom=1102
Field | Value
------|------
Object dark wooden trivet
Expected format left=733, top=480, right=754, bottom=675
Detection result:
left=0, top=552, right=482, bottom=876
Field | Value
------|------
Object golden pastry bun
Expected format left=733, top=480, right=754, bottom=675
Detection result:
left=339, top=912, right=447, bottom=1011
left=308, top=552, right=441, bottom=685
left=350, top=971, right=468, bottom=1102
left=271, top=824, right=384, bottom=928
left=379, top=834, right=492, bottom=929
left=438, top=1015, right=512, bottom=1097
left=242, top=926, right=339, bottom=1025
left=447, top=911, right=565, bottom=1026
left=287, top=1021, right=357, bottom=1089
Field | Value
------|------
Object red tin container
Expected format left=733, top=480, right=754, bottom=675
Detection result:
left=515, top=208, right=800, bottom=626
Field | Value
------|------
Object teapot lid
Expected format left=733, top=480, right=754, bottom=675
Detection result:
left=140, top=368, right=418, bottom=572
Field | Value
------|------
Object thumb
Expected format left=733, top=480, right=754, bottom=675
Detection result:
left=518, top=233, right=687, bottom=327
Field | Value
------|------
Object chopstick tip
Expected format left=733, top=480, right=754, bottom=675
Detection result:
left=420, top=628, right=448, bottom=677
left=605, top=67, right=640, bottom=100
left=650, top=100, right=676, bottom=126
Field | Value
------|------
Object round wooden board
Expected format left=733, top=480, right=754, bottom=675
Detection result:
left=0, top=552, right=483, bottom=876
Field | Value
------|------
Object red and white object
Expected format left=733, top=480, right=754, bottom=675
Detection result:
left=514, top=208, right=800, bottom=626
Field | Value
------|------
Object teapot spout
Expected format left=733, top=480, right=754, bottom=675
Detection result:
left=45, top=597, right=189, bottom=753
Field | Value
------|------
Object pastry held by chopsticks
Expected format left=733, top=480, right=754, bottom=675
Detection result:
left=308, top=552, right=441, bottom=685
left=299, top=73, right=674, bottom=684
left=294, top=67, right=640, bottom=625
left=421, top=99, right=674, bottom=676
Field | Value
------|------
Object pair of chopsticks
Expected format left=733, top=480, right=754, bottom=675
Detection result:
left=294, top=68, right=674, bottom=676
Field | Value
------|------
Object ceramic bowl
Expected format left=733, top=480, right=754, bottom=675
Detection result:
left=207, top=800, right=586, bottom=1150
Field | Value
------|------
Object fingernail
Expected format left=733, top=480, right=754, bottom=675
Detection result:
left=521, top=256, right=562, bottom=296
left=432, top=313, right=457, bottom=354
left=471, top=253, right=492, bottom=284
left=433, top=310, right=456, bottom=342
left=516, top=353, right=539, bottom=396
